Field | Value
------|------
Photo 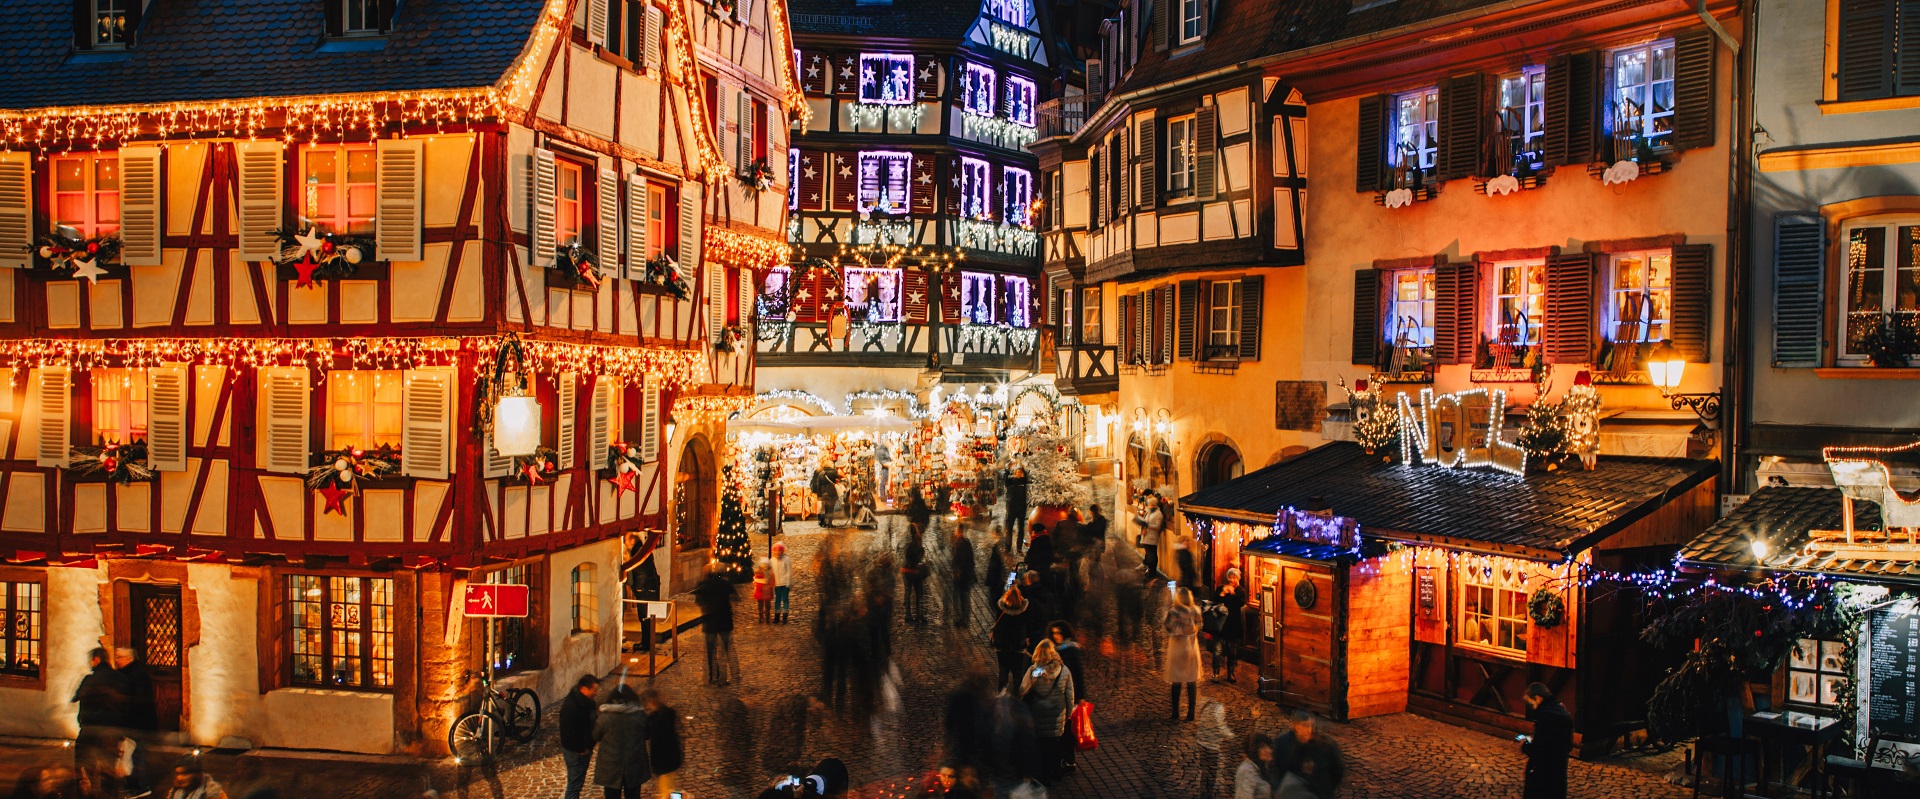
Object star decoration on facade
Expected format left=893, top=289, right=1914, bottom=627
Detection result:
left=919, top=65, right=934, bottom=80
left=824, top=286, right=839, bottom=301
left=319, top=483, right=351, bottom=516
left=907, top=291, right=925, bottom=306
left=70, top=259, right=108, bottom=284
left=806, top=64, right=820, bottom=78
left=808, top=193, right=820, bottom=204
left=804, top=166, right=817, bottom=179
left=292, top=227, right=327, bottom=261
left=610, top=468, right=638, bottom=494
left=293, top=257, right=322, bottom=289
left=796, top=287, right=812, bottom=302
left=839, top=164, right=853, bottom=179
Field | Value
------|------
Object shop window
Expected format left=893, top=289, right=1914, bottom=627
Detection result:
left=1166, top=115, right=1196, bottom=199
left=483, top=564, right=541, bottom=674
left=1489, top=260, right=1546, bottom=364
left=556, top=158, right=586, bottom=247
left=1080, top=285, right=1102, bottom=344
left=964, top=63, right=998, bottom=118
left=92, top=368, right=149, bottom=444
left=1839, top=218, right=1920, bottom=360
left=1390, top=87, right=1439, bottom=178
left=1003, top=166, right=1033, bottom=227
left=1006, top=76, right=1037, bottom=128
left=1497, top=67, right=1547, bottom=172
left=1, top=579, right=43, bottom=679
left=288, top=574, right=394, bottom=689
left=844, top=267, right=902, bottom=322
left=961, top=272, right=998, bottom=325
left=1004, top=276, right=1032, bottom=328
left=571, top=564, right=598, bottom=635
left=327, top=370, right=403, bottom=451
left=858, top=53, right=915, bottom=105
left=301, top=145, right=377, bottom=237
left=1785, top=637, right=1847, bottom=710
left=50, top=154, right=120, bottom=238
left=1608, top=40, right=1676, bottom=150
left=1386, top=268, right=1436, bottom=361
left=1605, top=250, right=1672, bottom=345
left=857, top=151, right=911, bottom=215
left=960, top=158, right=992, bottom=220
left=1459, top=562, right=1528, bottom=656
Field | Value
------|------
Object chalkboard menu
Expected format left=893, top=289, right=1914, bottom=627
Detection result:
left=1868, top=607, right=1920, bottom=742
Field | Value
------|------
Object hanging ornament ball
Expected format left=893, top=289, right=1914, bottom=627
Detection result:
left=334, top=457, right=352, bottom=472
left=103, top=458, right=117, bottom=472
left=86, top=242, right=99, bottom=254
left=37, top=246, right=53, bottom=258
left=543, top=459, right=557, bottom=473
left=344, top=246, right=363, bottom=264
left=322, top=240, right=336, bottom=254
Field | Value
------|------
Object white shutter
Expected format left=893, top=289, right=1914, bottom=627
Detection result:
left=707, top=264, right=726, bottom=342
left=640, top=376, right=661, bottom=461
left=375, top=138, right=425, bottom=262
left=483, top=427, right=511, bottom=478
left=401, top=368, right=454, bottom=479
left=118, top=147, right=164, bottom=266
left=0, top=153, right=31, bottom=270
left=588, top=379, right=615, bottom=467
left=738, top=92, right=756, bottom=169
left=738, top=270, right=754, bottom=326
left=643, top=5, right=664, bottom=72
left=556, top=372, right=577, bottom=469
left=32, top=367, right=70, bottom=468
left=598, top=167, right=622, bottom=276
left=531, top=147, right=558, bottom=266
left=588, top=0, right=610, bottom=46
left=146, top=366, right=189, bottom=472
left=235, top=141, right=284, bottom=262
left=625, top=175, right=649, bottom=280
left=678, top=183, right=700, bottom=272
left=256, top=367, right=310, bottom=474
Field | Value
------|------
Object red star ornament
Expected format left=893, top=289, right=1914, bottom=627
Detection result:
left=610, top=468, right=639, bottom=494
left=293, top=255, right=322, bottom=289
left=319, top=483, right=352, bottom=516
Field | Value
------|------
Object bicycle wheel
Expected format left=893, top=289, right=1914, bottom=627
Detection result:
left=503, top=688, right=542, bottom=743
left=447, top=712, right=499, bottom=761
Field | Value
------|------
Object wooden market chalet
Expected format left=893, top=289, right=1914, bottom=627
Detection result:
left=0, top=0, right=800, bottom=755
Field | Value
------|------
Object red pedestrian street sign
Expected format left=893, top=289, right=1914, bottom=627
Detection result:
left=464, top=584, right=531, bottom=618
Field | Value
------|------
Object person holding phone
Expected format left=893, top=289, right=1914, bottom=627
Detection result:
left=1020, top=639, right=1076, bottom=785
left=1520, top=683, right=1572, bottom=799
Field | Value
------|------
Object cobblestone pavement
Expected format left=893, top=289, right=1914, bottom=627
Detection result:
left=0, top=517, right=1690, bottom=799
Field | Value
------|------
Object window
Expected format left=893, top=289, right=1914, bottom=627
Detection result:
left=647, top=184, right=667, bottom=258
left=288, top=574, right=394, bottom=689
left=1167, top=115, right=1196, bottom=199
left=1785, top=637, right=1847, bottom=709
left=760, top=266, right=791, bottom=318
left=1387, top=269, right=1436, bottom=360
left=1609, top=40, right=1675, bottom=149
left=342, top=0, right=385, bottom=34
left=1391, top=87, right=1440, bottom=176
left=301, top=145, right=376, bottom=237
left=844, top=267, right=902, bottom=322
left=1206, top=279, right=1242, bottom=356
left=1047, top=170, right=1063, bottom=229
left=788, top=148, right=800, bottom=210
left=484, top=565, right=540, bottom=674
left=556, top=159, right=585, bottom=246
left=1497, top=67, right=1547, bottom=171
left=93, top=0, right=130, bottom=46
left=50, top=154, right=119, bottom=238
left=985, top=0, right=1028, bottom=27
left=753, top=99, right=769, bottom=163
left=960, top=158, right=992, bottom=221
left=92, top=368, right=149, bottom=444
left=1179, top=0, right=1203, bottom=44
left=964, top=63, right=998, bottom=118
left=858, top=53, right=915, bottom=105
left=1, top=579, right=43, bottom=678
left=961, top=272, right=998, bottom=325
left=570, top=564, right=597, bottom=635
left=1490, top=260, right=1546, bottom=359
left=1840, top=219, right=1920, bottom=358
left=327, top=370, right=403, bottom=451
left=1459, top=562, right=1528, bottom=655
left=1006, top=76, right=1037, bottom=128
left=1606, top=250, right=1672, bottom=344
left=1081, top=285, right=1102, bottom=343
left=1004, top=276, right=1032, bottom=328
left=1003, top=167, right=1033, bottom=227
left=857, top=151, right=911, bottom=215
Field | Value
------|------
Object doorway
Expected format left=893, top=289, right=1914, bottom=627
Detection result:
left=130, top=583, right=183, bottom=731
left=673, top=434, right=717, bottom=590
left=1195, top=441, right=1243, bottom=490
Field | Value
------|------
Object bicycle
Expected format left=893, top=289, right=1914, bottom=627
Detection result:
left=447, top=670, right=541, bottom=762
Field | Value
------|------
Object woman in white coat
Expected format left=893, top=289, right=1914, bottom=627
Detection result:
left=1163, top=586, right=1204, bottom=721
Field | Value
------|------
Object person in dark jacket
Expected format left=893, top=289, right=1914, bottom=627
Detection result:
left=71, top=648, right=127, bottom=780
left=639, top=689, right=682, bottom=799
left=113, top=647, right=157, bottom=733
left=902, top=525, right=929, bottom=624
left=949, top=530, right=977, bottom=628
left=623, top=545, right=662, bottom=650
left=1025, top=524, right=1054, bottom=577
left=559, top=674, right=600, bottom=799
left=694, top=566, right=738, bottom=684
left=1080, top=503, right=1110, bottom=551
left=942, top=671, right=992, bottom=770
left=1001, top=467, right=1029, bottom=550
left=990, top=590, right=1031, bottom=689
left=907, top=488, right=933, bottom=536
left=1047, top=622, right=1087, bottom=770
left=592, top=685, right=650, bottom=799
left=1271, top=711, right=1343, bottom=799
left=1211, top=568, right=1250, bottom=683
left=1521, top=683, right=1573, bottom=799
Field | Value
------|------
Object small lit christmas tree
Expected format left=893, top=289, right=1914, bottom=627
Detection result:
left=714, top=465, right=753, bottom=582
left=1023, top=432, right=1091, bottom=509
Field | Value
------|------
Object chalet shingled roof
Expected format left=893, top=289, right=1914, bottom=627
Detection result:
left=1677, top=486, right=1920, bottom=585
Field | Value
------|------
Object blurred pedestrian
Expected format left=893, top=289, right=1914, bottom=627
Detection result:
left=1002, top=466, right=1029, bottom=549
left=1019, top=570, right=1052, bottom=645
left=942, top=672, right=992, bottom=770
left=1081, top=503, right=1110, bottom=551
left=753, top=560, right=775, bottom=624
left=591, top=685, right=650, bottom=799
left=1164, top=587, right=1203, bottom=722
left=908, top=487, right=933, bottom=536
left=983, top=527, right=1011, bottom=605
left=113, top=646, right=156, bottom=795
left=71, top=648, right=126, bottom=781
left=1520, top=683, right=1572, bottom=799
left=1211, top=568, right=1248, bottom=683
left=638, top=689, right=682, bottom=799
left=625, top=546, right=662, bottom=651
left=949, top=529, right=977, bottom=628
left=1025, top=523, right=1054, bottom=577
left=1048, top=622, right=1086, bottom=770
left=9, top=766, right=75, bottom=799
left=1020, top=640, right=1076, bottom=784
left=1132, top=491, right=1165, bottom=578
left=1271, top=711, right=1343, bottom=799
left=771, top=542, right=794, bottom=624
left=991, top=589, right=1031, bottom=689
left=902, top=524, right=929, bottom=624
left=694, top=564, right=739, bottom=685
left=1113, top=552, right=1147, bottom=646
left=1235, top=734, right=1276, bottom=799
left=1174, top=527, right=1199, bottom=589
left=559, top=674, right=601, bottom=799
left=165, top=757, right=225, bottom=799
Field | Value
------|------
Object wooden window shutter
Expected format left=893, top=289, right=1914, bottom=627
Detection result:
left=1152, top=0, right=1168, bottom=51
left=372, top=139, right=425, bottom=262
left=1837, top=0, right=1895, bottom=101
left=1544, top=52, right=1598, bottom=167
left=940, top=271, right=964, bottom=324
left=739, top=271, right=754, bottom=326
left=255, top=367, right=309, bottom=474
left=678, top=183, right=701, bottom=271
left=1669, top=243, right=1713, bottom=362
left=815, top=269, right=842, bottom=323
left=1091, top=148, right=1105, bottom=229
left=261, top=572, right=288, bottom=692
left=915, top=56, right=939, bottom=101
left=589, top=379, right=616, bottom=468
left=1669, top=32, right=1716, bottom=152
left=835, top=54, right=859, bottom=97
left=1136, top=116, right=1157, bottom=210
left=235, top=141, right=285, bottom=263
left=1177, top=280, right=1199, bottom=359
left=904, top=270, right=931, bottom=322
left=0, top=153, right=28, bottom=269
left=146, top=366, right=189, bottom=472
left=1544, top=253, right=1598, bottom=364
left=32, top=366, right=70, bottom=468
left=1433, top=262, right=1477, bottom=366
left=1351, top=270, right=1380, bottom=366
left=402, top=368, right=454, bottom=480
left=943, top=156, right=963, bottom=218
left=797, top=151, right=826, bottom=212
left=1239, top=275, right=1263, bottom=360
left=1899, top=2, right=1920, bottom=95
left=324, top=0, right=345, bottom=37
left=1136, top=290, right=1149, bottom=361
left=911, top=154, right=936, bottom=214
left=1195, top=105, right=1218, bottom=200
left=640, top=375, right=662, bottom=461
left=1069, top=285, right=1084, bottom=345
left=556, top=373, right=578, bottom=469
left=1086, top=60, right=1104, bottom=108
left=1116, top=129, right=1130, bottom=214
left=791, top=269, right=819, bottom=321
left=738, top=92, right=757, bottom=169
left=597, top=167, right=622, bottom=275
left=1159, top=286, right=1176, bottom=364
left=118, top=147, right=164, bottom=266
left=625, top=174, right=648, bottom=280
left=1119, top=294, right=1136, bottom=362
left=644, top=5, right=665, bottom=72
left=1438, top=74, right=1483, bottom=182
left=588, top=0, right=611, bottom=47
left=1772, top=214, right=1826, bottom=367
left=707, top=264, right=726, bottom=341
left=531, top=147, right=559, bottom=266
left=483, top=426, right=511, bottom=478
left=1354, top=95, right=1386, bottom=193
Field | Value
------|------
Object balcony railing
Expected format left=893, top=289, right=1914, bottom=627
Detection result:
left=1037, top=96, right=1090, bottom=139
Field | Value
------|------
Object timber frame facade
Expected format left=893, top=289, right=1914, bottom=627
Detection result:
left=0, top=0, right=797, bottom=755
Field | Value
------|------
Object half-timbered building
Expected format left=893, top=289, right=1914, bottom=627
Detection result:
left=0, top=0, right=797, bottom=755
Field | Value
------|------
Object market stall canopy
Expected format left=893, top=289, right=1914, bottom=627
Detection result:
left=788, top=415, right=916, bottom=434
left=729, top=419, right=806, bottom=435
left=1179, top=442, right=1718, bottom=561
left=1677, top=486, right=1920, bottom=584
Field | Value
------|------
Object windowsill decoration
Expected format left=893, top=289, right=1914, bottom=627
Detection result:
left=715, top=324, right=747, bottom=353
left=513, top=446, right=561, bottom=485
left=306, top=446, right=400, bottom=516
left=272, top=224, right=373, bottom=288
left=31, top=226, right=121, bottom=284
left=1856, top=311, right=1919, bottom=368
left=551, top=243, right=603, bottom=291
left=68, top=438, right=153, bottom=484
left=1510, top=372, right=1600, bottom=471
left=1339, top=377, right=1401, bottom=459
left=1376, top=185, right=1438, bottom=208
left=604, top=442, right=644, bottom=494
left=642, top=254, right=690, bottom=298
left=1590, top=137, right=1671, bottom=184
left=739, top=158, right=777, bottom=193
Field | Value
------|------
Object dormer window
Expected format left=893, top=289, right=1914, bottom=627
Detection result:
left=93, top=0, right=130, bottom=46
left=1179, top=0, right=1205, bottom=44
left=327, top=0, right=393, bottom=38
left=985, top=0, right=1029, bottom=27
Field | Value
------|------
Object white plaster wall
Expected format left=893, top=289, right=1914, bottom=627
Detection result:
left=184, top=563, right=268, bottom=748
left=501, top=538, right=626, bottom=708
left=0, top=567, right=106, bottom=739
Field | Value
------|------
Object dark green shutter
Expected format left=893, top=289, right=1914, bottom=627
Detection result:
left=1239, top=275, right=1263, bottom=360
left=1439, top=74, right=1484, bottom=182
left=1773, top=215, right=1826, bottom=366
left=1152, top=0, right=1168, bottom=52
left=1352, top=270, right=1380, bottom=366
left=1177, top=280, right=1198, bottom=360
left=1136, top=117, right=1156, bottom=210
left=1669, top=243, right=1713, bottom=362
left=1544, top=252, right=1597, bottom=364
left=1195, top=105, right=1218, bottom=200
left=1838, top=0, right=1895, bottom=101
left=1900, top=1, right=1920, bottom=95
left=1355, top=95, right=1386, bottom=192
left=1434, top=262, right=1477, bottom=365
left=1544, top=53, right=1597, bottom=167
left=1670, top=32, right=1716, bottom=152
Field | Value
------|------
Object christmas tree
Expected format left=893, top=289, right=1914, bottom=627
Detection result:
left=1022, top=432, right=1091, bottom=508
left=714, top=465, right=753, bottom=582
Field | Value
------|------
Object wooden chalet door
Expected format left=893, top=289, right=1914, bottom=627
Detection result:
left=131, top=584, right=184, bottom=731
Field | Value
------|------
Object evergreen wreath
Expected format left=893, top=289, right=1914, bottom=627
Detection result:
left=305, top=446, right=400, bottom=491
left=1528, top=587, right=1566, bottom=628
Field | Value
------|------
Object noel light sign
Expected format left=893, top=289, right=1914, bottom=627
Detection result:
left=1397, top=388, right=1527, bottom=476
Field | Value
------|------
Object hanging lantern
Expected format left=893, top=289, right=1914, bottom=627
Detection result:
left=493, top=394, right=542, bottom=457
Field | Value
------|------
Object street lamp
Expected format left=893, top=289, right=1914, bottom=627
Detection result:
left=1645, top=339, right=1719, bottom=425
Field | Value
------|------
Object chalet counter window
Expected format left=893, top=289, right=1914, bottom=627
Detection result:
left=301, top=145, right=376, bottom=237
left=327, top=370, right=403, bottom=451
left=51, top=154, right=120, bottom=238
left=1607, top=40, right=1676, bottom=153
left=1390, top=87, right=1439, bottom=181
left=1, top=579, right=43, bottom=679
left=92, top=368, right=149, bottom=444
left=1838, top=219, right=1920, bottom=360
left=1606, top=250, right=1673, bottom=346
left=288, top=574, right=394, bottom=689
left=1459, top=562, right=1528, bottom=656
left=1489, top=260, right=1546, bottom=363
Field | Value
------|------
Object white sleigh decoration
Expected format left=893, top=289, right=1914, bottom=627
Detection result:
left=1383, top=187, right=1416, bottom=208
left=1484, top=174, right=1521, bottom=197
left=1601, top=159, right=1641, bottom=185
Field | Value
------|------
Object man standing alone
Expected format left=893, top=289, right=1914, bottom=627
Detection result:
left=559, top=674, right=600, bottom=799
left=1520, top=683, right=1572, bottom=799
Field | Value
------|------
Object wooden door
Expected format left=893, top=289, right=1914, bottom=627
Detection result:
left=1281, top=564, right=1335, bottom=708
left=131, top=583, right=183, bottom=731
